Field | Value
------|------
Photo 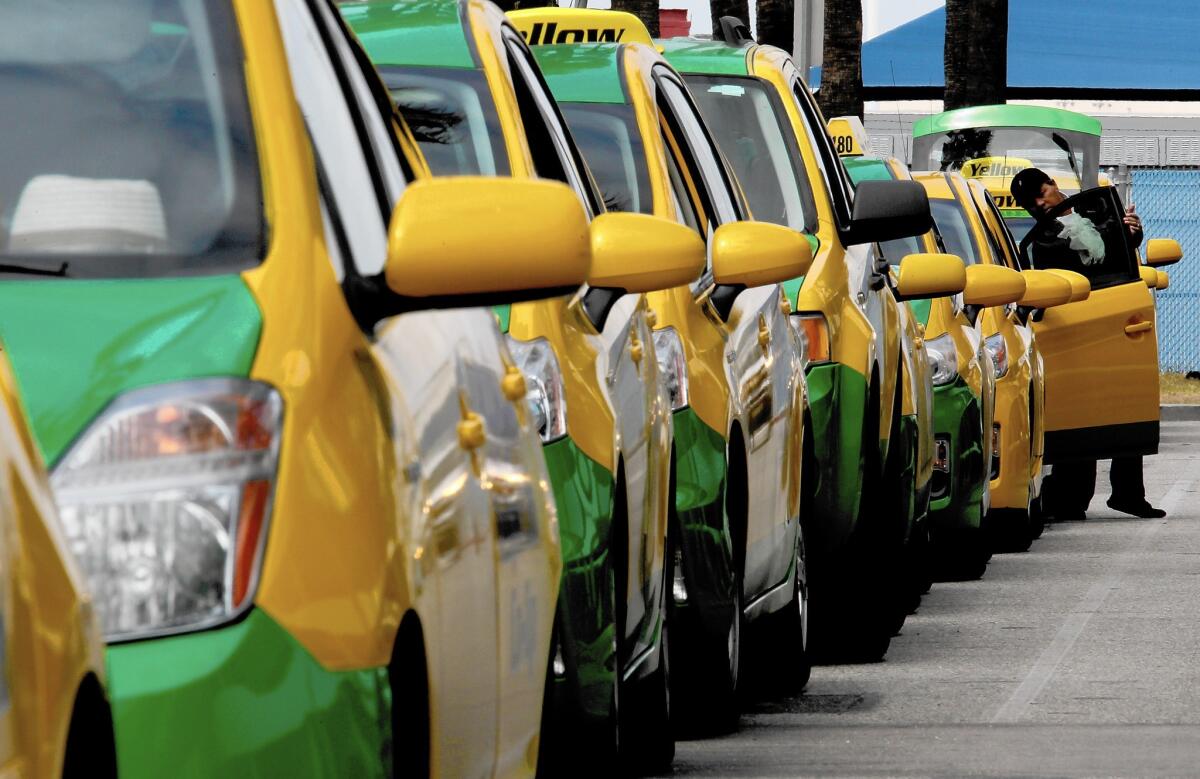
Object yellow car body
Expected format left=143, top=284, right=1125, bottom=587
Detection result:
left=0, top=2, right=589, bottom=777
left=515, top=9, right=814, bottom=711
left=0, top=355, right=114, bottom=779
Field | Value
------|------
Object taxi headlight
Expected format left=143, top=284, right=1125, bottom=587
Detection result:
left=508, top=336, right=567, bottom=443
left=652, top=327, right=689, bottom=411
left=50, top=379, right=282, bottom=643
left=984, top=333, right=1009, bottom=379
left=925, top=333, right=959, bottom=386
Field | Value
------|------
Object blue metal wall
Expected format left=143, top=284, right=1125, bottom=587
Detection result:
left=1131, top=169, right=1200, bottom=372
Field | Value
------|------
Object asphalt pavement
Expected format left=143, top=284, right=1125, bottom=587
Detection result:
left=668, top=421, right=1200, bottom=778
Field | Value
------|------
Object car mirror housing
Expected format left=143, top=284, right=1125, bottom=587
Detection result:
left=1139, top=265, right=1158, bottom=288
left=894, top=252, right=966, bottom=301
left=588, top=212, right=705, bottom=294
left=1044, top=269, right=1091, bottom=303
left=1145, top=238, right=1183, bottom=267
left=1156, top=270, right=1170, bottom=290
left=963, top=263, right=1026, bottom=307
left=842, top=180, right=933, bottom=247
left=385, top=177, right=590, bottom=305
left=1019, top=269, right=1073, bottom=309
left=711, top=221, right=813, bottom=287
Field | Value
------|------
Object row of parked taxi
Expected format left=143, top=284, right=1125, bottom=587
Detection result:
left=2, top=1, right=1182, bottom=777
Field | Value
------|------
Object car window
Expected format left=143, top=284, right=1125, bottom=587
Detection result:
left=685, top=75, right=817, bottom=233
left=0, top=1, right=264, bottom=279
left=929, top=198, right=983, bottom=266
left=788, top=75, right=855, bottom=227
left=380, top=66, right=509, bottom=177
left=654, top=70, right=741, bottom=226
left=560, top=103, right=650, bottom=214
left=1018, top=187, right=1139, bottom=290
left=503, top=32, right=600, bottom=217
left=276, top=0, right=389, bottom=278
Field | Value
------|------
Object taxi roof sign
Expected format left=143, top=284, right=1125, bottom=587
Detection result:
left=508, top=8, right=655, bottom=47
left=827, top=116, right=871, bottom=157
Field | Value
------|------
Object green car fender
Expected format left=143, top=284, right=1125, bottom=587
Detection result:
left=541, top=435, right=617, bottom=728
left=928, top=377, right=987, bottom=534
left=803, top=361, right=869, bottom=557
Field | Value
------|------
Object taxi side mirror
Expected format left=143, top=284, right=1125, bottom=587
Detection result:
left=588, top=212, right=705, bottom=293
left=711, top=221, right=813, bottom=287
left=385, top=177, right=589, bottom=304
left=963, top=263, right=1026, bottom=307
left=894, top=253, right=966, bottom=301
left=1019, top=269, right=1073, bottom=309
left=1157, top=270, right=1170, bottom=290
left=1145, top=238, right=1183, bottom=267
left=843, top=180, right=933, bottom=246
left=1140, top=265, right=1158, bottom=288
left=1044, top=269, right=1091, bottom=302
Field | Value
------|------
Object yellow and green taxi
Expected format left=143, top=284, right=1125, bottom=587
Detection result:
left=965, top=178, right=1070, bottom=548
left=915, top=105, right=1183, bottom=471
left=0, top=352, right=116, bottom=779
left=658, top=35, right=961, bottom=659
left=344, top=0, right=708, bottom=769
left=914, top=171, right=1052, bottom=573
left=0, top=2, right=603, bottom=776
left=513, top=7, right=817, bottom=726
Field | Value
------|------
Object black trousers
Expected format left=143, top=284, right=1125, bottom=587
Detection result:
left=1043, top=457, right=1145, bottom=516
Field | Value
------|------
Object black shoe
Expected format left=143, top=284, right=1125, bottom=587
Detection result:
left=1106, top=497, right=1166, bottom=518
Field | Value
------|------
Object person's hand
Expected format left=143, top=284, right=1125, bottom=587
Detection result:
left=1124, top=203, right=1143, bottom=235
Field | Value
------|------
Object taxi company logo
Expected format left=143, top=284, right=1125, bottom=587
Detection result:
left=521, top=23, right=626, bottom=45
left=962, top=159, right=1028, bottom=178
left=992, top=193, right=1019, bottom=209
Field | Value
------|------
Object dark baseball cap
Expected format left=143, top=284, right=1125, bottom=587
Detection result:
left=1010, top=167, right=1052, bottom=212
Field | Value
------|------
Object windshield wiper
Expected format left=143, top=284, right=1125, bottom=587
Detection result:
left=0, top=262, right=69, bottom=277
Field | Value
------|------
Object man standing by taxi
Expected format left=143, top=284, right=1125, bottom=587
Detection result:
left=1010, top=168, right=1165, bottom=520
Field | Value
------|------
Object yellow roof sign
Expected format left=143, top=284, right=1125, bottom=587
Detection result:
left=507, top=8, right=654, bottom=47
left=961, top=156, right=1033, bottom=179
left=828, top=115, right=870, bottom=157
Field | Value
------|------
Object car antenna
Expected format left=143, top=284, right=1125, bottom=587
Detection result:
left=714, top=16, right=754, bottom=47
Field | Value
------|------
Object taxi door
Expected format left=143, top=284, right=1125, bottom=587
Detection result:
left=1018, top=187, right=1159, bottom=462
left=655, top=68, right=798, bottom=595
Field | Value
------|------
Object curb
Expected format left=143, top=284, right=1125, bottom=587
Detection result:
left=1162, top=404, right=1200, bottom=422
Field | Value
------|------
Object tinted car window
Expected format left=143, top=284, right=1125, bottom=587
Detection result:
left=685, top=75, right=816, bottom=232
left=930, top=199, right=983, bottom=265
left=0, top=1, right=263, bottom=278
left=380, top=66, right=509, bottom=176
left=1019, top=187, right=1139, bottom=289
left=560, top=103, right=651, bottom=214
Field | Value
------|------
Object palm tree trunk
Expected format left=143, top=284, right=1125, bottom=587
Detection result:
left=818, top=0, right=863, bottom=120
left=756, top=0, right=793, bottom=53
left=613, top=0, right=660, bottom=37
left=944, top=0, right=1007, bottom=109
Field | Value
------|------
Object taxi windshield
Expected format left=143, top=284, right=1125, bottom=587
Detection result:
left=0, top=1, right=264, bottom=279
left=913, top=126, right=1100, bottom=196
left=559, top=103, right=651, bottom=214
left=684, top=75, right=815, bottom=232
left=380, top=66, right=509, bottom=177
left=929, top=199, right=982, bottom=265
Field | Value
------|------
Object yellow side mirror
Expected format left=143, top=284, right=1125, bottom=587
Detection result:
left=1157, top=270, right=1170, bottom=290
left=385, top=177, right=589, bottom=301
left=894, top=253, right=966, bottom=301
left=1145, top=238, right=1183, bottom=267
left=588, top=212, right=704, bottom=294
left=1043, top=269, right=1091, bottom=302
left=963, top=263, right=1026, bottom=307
left=1019, top=269, right=1073, bottom=309
left=1140, top=265, right=1158, bottom=288
left=711, top=221, right=813, bottom=287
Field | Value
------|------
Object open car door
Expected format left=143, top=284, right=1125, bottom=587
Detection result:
left=1019, top=186, right=1158, bottom=462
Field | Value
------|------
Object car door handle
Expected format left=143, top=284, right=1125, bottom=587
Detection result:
left=1125, top=321, right=1154, bottom=335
